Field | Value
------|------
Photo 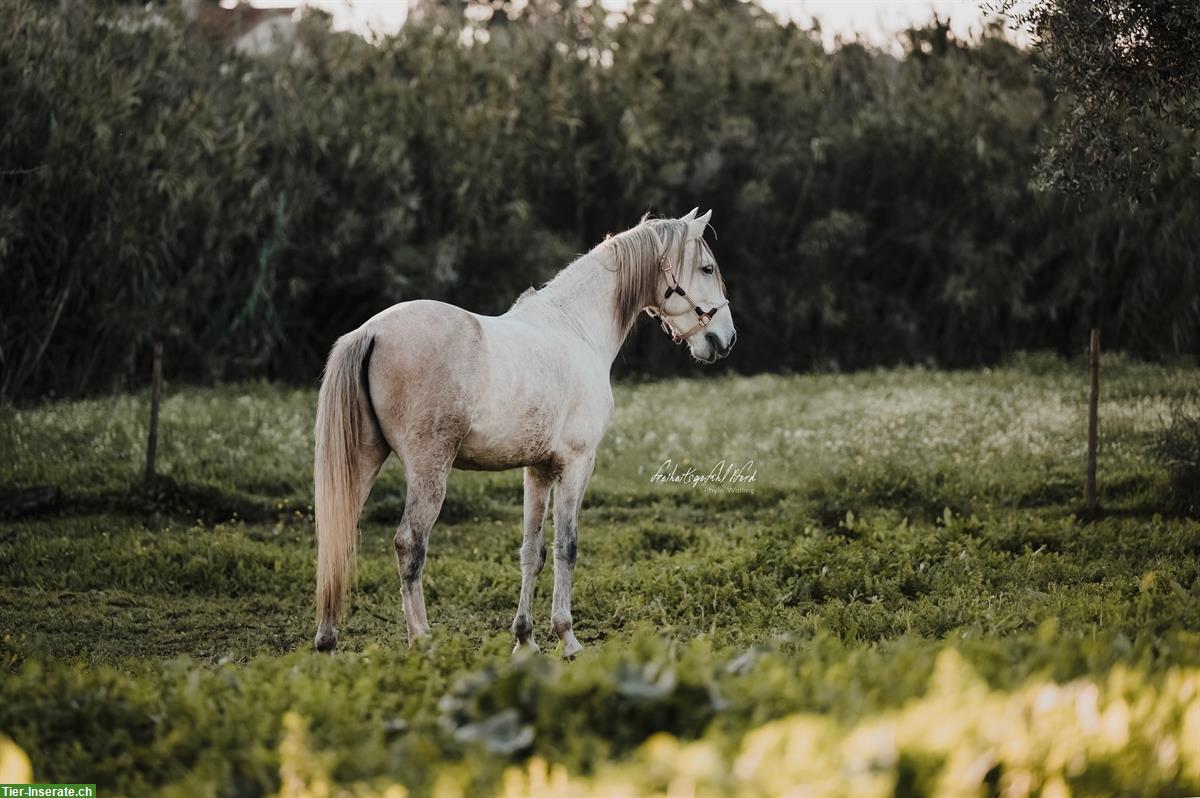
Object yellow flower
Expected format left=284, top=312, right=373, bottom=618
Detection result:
left=0, top=736, right=32, bottom=784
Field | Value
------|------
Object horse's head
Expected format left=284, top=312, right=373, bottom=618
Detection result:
left=647, top=208, right=736, bottom=364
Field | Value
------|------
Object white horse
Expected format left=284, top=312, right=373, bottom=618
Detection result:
left=312, top=209, right=735, bottom=656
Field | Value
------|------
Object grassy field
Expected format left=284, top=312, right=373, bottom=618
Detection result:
left=1, top=357, right=1199, bottom=797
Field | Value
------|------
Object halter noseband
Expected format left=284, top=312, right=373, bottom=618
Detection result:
left=643, top=231, right=729, bottom=345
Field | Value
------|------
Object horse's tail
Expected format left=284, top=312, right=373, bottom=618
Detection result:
left=313, top=327, right=376, bottom=651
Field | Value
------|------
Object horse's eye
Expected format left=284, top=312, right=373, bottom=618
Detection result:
left=701, top=265, right=715, bottom=275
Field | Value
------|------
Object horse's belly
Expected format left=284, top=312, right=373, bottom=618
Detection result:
left=453, top=421, right=555, bottom=472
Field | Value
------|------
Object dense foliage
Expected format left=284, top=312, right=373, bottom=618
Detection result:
left=1001, top=0, right=1200, bottom=200
left=2, top=362, right=1199, bottom=795
left=2, top=0, right=1198, bottom=401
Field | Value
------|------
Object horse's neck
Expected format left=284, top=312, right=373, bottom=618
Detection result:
left=529, top=251, right=633, bottom=365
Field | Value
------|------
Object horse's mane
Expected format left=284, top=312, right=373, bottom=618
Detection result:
left=510, top=286, right=539, bottom=309
left=601, top=216, right=687, bottom=335
left=516, top=216, right=723, bottom=336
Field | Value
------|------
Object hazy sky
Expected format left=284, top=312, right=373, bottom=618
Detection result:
left=228, top=0, right=1011, bottom=50
left=763, top=1, right=1011, bottom=50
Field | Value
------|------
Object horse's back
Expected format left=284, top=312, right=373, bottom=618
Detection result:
left=357, top=299, right=607, bottom=472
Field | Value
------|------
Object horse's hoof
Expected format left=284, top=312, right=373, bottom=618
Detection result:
left=314, top=627, right=337, bottom=652
left=512, top=639, right=541, bottom=657
left=561, top=634, right=583, bottom=660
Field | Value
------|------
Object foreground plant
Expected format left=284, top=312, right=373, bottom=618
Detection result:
left=272, top=650, right=1200, bottom=798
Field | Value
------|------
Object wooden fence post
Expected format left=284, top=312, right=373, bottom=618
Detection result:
left=1085, top=329, right=1100, bottom=512
left=144, top=340, right=163, bottom=481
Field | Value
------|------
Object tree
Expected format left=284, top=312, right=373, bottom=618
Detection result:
left=998, top=0, right=1200, bottom=201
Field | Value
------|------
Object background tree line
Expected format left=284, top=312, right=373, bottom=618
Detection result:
left=2, top=0, right=1197, bottom=402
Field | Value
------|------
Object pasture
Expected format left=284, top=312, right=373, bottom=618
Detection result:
left=2, top=358, right=1199, bottom=796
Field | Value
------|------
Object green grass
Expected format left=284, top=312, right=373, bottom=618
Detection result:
left=1, top=356, right=1198, bottom=796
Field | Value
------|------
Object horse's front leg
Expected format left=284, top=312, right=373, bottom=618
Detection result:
left=512, top=466, right=552, bottom=654
left=550, top=454, right=595, bottom=659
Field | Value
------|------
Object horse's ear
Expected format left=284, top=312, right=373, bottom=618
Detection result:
left=687, top=209, right=712, bottom=240
left=681, top=207, right=699, bottom=222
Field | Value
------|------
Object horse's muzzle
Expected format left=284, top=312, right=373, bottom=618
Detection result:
left=705, top=330, right=736, bottom=359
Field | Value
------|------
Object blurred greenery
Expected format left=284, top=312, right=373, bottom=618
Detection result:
left=1, top=0, right=1198, bottom=401
left=1, top=361, right=1199, bottom=795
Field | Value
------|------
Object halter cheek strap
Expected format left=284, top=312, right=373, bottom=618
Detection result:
left=643, top=234, right=729, bottom=345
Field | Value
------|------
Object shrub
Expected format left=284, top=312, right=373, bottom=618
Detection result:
left=1157, top=402, right=1200, bottom=517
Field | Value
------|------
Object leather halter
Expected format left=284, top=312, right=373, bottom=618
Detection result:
left=643, top=231, right=729, bottom=345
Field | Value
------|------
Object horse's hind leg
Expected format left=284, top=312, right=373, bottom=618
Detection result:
left=550, top=454, right=595, bottom=659
left=512, top=466, right=552, bottom=654
left=394, top=450, right=453, bottom=644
